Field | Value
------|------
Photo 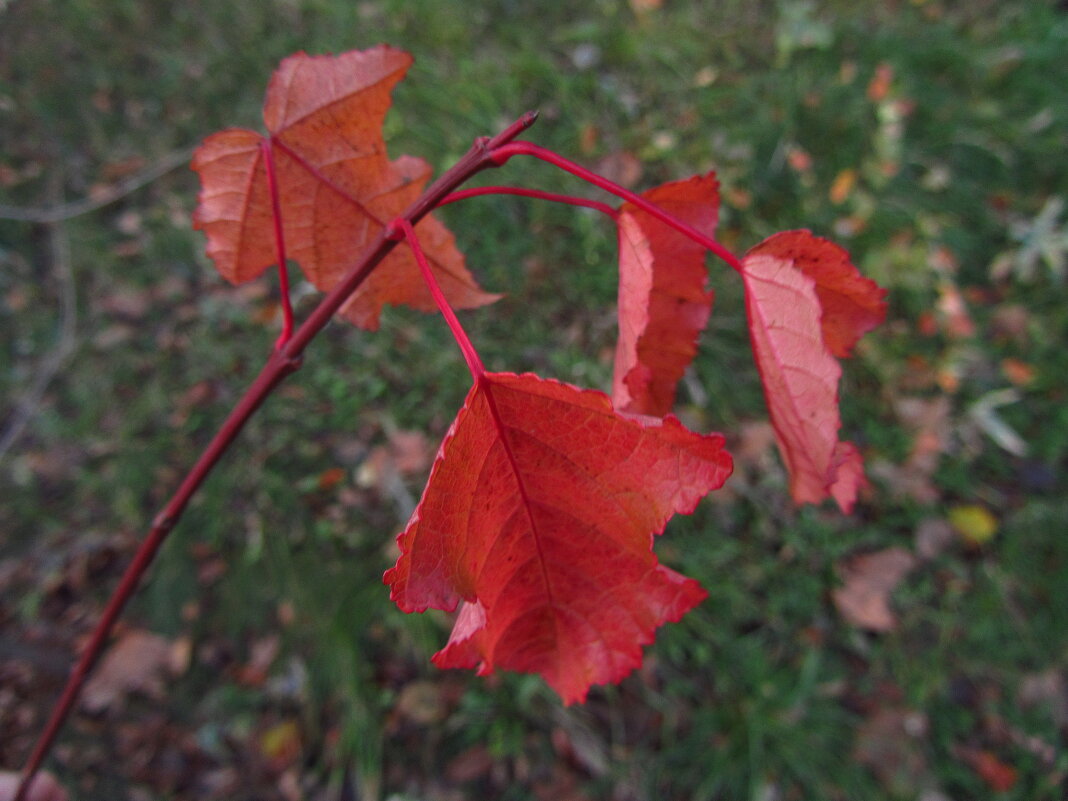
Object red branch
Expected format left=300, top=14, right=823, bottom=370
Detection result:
left=15, top=110, right=539, bottom=801
left=492, top=141, right=744, bottom=274
left=18, top=107, right=749, bottom=799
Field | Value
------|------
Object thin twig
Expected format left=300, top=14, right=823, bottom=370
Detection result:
left=0, top=146, right=195, bottom=223
left=0, top=178, right=78, bottom=463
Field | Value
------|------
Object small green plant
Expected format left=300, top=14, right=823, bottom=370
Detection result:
left=15, top=46, right=885, bottom=799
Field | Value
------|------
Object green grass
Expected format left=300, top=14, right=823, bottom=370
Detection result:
left=2, top=1, right=1067, bottom=799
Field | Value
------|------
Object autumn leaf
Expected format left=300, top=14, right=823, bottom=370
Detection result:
left=191, top=128, right=275, bottom=283
left=830, top=440, right=868, bottom=512
left=384, top=372, right=732, bottom=704
left=612, top=173, right=718, bottom=416
left=0, top=772, right=67, bottom=801
left=953, top=746, right=1018, bottom=792
left=192, top=47, right=497, bottom=329
left=948, top=504, right=998, bottom=546
left=832, top=547, right=916, bottom=632
left=81, top=629, right=187, bottom=713
left=854, top=706, right=930, bottom=794
left=259, top=720, right=302, bottom=769
left=747, top=230, right=886, bottom=358
left=741, top=249, right=866, bottom=510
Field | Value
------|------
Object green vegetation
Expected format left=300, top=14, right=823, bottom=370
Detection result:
left=2, top=1, right=1065, bottom=799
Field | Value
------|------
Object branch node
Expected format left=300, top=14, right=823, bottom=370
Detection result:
left=274, top=349, right=304, bottom=373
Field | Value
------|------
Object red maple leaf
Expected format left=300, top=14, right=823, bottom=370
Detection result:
left=741, top=250, right=867, bottom=511
left=384, top=371, right=732, bottom=704
left=191, top=47, right=497, bottom=329
left=748, top=230, right=887, bottom=358
left=612, top=173, right=718, bottom=416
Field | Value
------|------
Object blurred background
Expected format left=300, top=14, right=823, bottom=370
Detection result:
left=1, top=1, right=1066, bottom=799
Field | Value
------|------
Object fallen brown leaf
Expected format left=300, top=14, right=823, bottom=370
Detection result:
left=935, top=280, right=975, bottom=338
left=446, top=744, right=495, bottom=783
left=833, top=547, right=917, bottom=631
left=234, top=635, right=280, bottom=687
left=869, top=396, right=952, bottom=503
left=1018, top=670, right=1068, bottom=728
left=854, top=707, right=929, bottom=795
left=81, top=630, right=182, bottom=713
left=594, top=151, right=642, bottom=189
left=914, top=518, right=956, bottom=561
left=389, top=679, right=448, bottom=728
left=734, top=420, right=777, bottom=468
left=0, top=770, right=68, bottom=801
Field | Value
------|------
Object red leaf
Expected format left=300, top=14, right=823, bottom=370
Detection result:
left=192, top=47, right=497, bottom=329
left=384, top=372, right=732, bottom=704
left=741, top=250, right=864, bottom=511
left=612, top=173, right=718, bottom=416
left=830, top=440, right=868, bottom=512
left=748, top=230, right=887, bottom=358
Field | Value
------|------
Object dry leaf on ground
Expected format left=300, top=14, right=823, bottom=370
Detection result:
left=914, top=518, right=956, bottom=561
left=0, top=770, right=68, bottom=801
left=952, top=745, right=1018, bottom=792
left=81, top=630, right=185, bottom=713
left=833, top=547, right=917, bottom=631
left=854, top=706, right=929, bottom=795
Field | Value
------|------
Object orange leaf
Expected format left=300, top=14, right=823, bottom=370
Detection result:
left=867, top=62, right=894, bottom=102
left=829, top=168, right=857, bottom=205
left=612, top=173, right=718, bottom=416
left=384, top=372, right=732, bottom=704
left=1000, top=357, right=1035, bottom=387
left=192, top=47, right=497, bottom=329
left=190, top=129, right=275, bottom=284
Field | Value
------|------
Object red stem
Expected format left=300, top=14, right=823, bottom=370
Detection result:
left=389, top=219, right=485, bottom=380
left=261, top=140, right=294, bottom=347
left=492, top=141, right=744, bottom=274
left=441, top=185, right=618, bottom=218
left=14, top=110, right=539, bottom=801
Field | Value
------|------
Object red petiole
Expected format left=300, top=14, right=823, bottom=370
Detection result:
left=388, top=218, right=486, bottom=380
left=441, top=185, right=618, bottom=218
left=260, top=139, right=294, bottom=347
left=491, top=141, right=745, bottom=274
left=19, top=110, right=742, bottom=801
